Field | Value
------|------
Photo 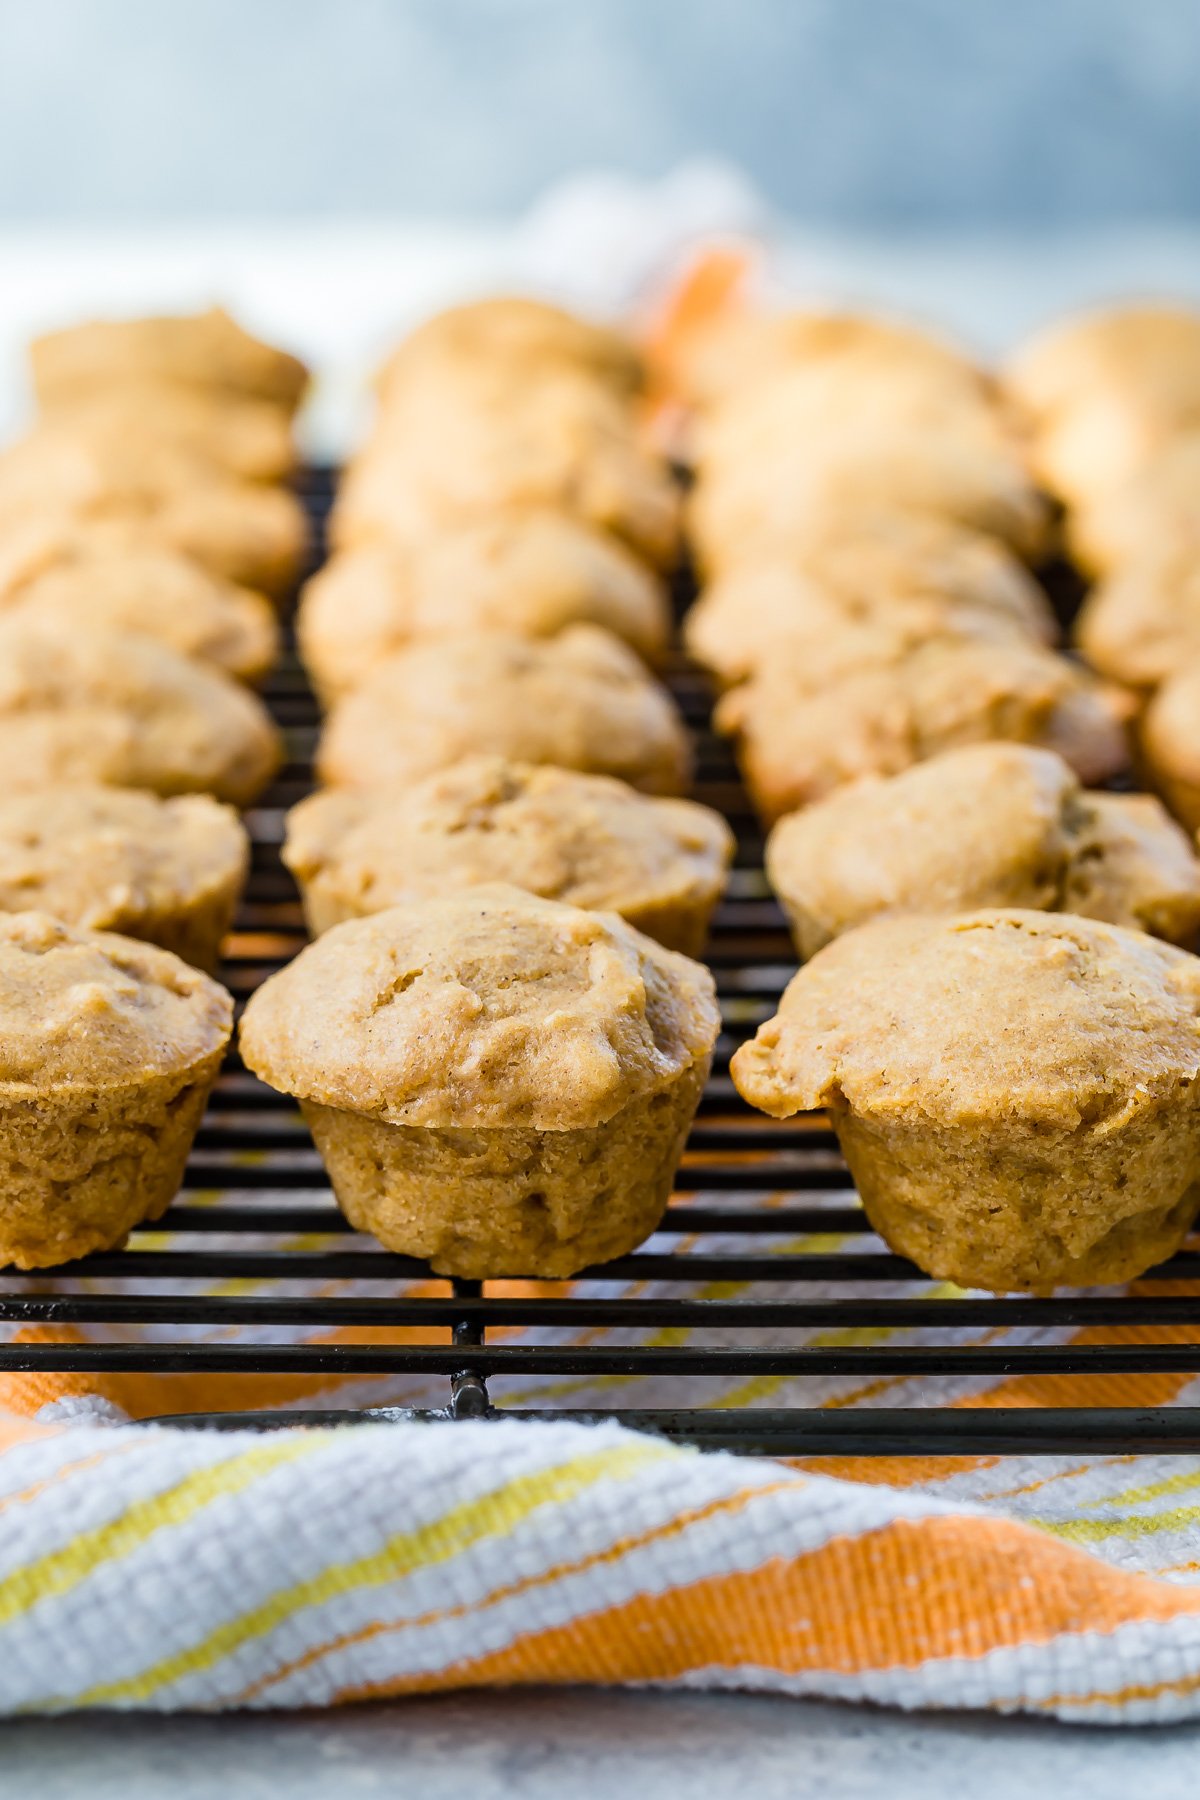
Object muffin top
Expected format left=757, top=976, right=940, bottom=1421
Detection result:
left=0, top=787, right=248, bottom=934
left=32, top=387, right=297, bottom=483
left=0, top=910, right=232, bottom=1093
left=732, top=909, right=1200, bottom=1129
left=1076, top=539, right=1200, bottom=688
left=30, top=307, right=308, bottom=412
left=1068, top=433, right=1200, bottom=577
left=715, top=634, right=1130, bottom=817
left=316, top=626, right=691, bottom=796
left=1005, top=304, right=1200, bottom=424
left=239, top=884, right=720, bottom=1131
left=5, top=548, right=279, bottom=685
left=0, top=617, right=282, bottom=806
left=767, top=743, right=1200, bottom=955
left=685, top=558, right=1051, bottom=688
left=376, top=297, right=642, bottom=399
left=298, top=509, right=669, bottom=701
left=285, top=757, right=732, bottom=923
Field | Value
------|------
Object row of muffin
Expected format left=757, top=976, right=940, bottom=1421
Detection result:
left=0, top=308, right=320, bottom=1268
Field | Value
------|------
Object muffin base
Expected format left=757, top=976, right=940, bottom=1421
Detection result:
left=127, top=878, right=245, bottom=974
left=302, top=1057, right=710, bottom=1279
left=0, top=1051, right=223, bottom=1269
left=836, top=1102, right=1200, bottom=1293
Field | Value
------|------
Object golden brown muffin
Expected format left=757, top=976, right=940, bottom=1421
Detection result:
left=732, top=909, right=1200, bottom=1293
left=1067, top=433, right=1200, bottom=577
left=0, top=787, right=249, bottom=971
left=4, top=547, right=279, bottom=685
left=1074, top=538, right=1200, bottom=689
left=0, top=617, right=283, bottom=806
left=684, top=554, right=1054, bottom=689
left=297, top=509, right=670, bottom=704
left=329, top=373, right=679, bottom=569
left=316, top=626, right=692, bottom=796
left=674, top=308, right=990, bottom=414
left=1142, top=660, right=1200, bottom=830
left=30, top=306, right=308, bottom=414
left=239, top=885, right=719, bottom=1278
left=375, top=296, right=643, bottom=401
left=0, top=432, right=308, bottom=598
left=714, top=633, right=1131, bottom=821
left=688, top=426, right=1051, bottom=574
left=0, top=910, right=231, bottom=1268
left=766, top=743, right=1200, bottom=958
left=25, top=388, right=296, bottom=483
left=1005, top=304, right=1200, bottom=505
left=284, top=757, right=733, bottom=952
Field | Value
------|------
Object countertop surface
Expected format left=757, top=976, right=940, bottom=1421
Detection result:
left=4, top=1689, right=1200, bottom=1799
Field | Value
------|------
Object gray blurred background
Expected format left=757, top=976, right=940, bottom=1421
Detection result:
left=0, top=0, right=1197, bottom=227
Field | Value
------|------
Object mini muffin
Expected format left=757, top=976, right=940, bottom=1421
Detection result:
left=1068, top=434, right=1200, bottom=577
left=1005, top=304, right=1200, bottom=505
left=22, top=389, right=296, bottom=483
left=284, top=757, right=733, bottom=952
left=239, top=885, right=720, bottom=1279
left=298, top=509, right=670, bottom=703
left=329, top=363, right=679, bottom=570
left=0, top=787, right=250, bottom=971
left=1142, top=661, right=1200, bottom=830
left=316, top=626, right=692, bottom=796
left=375, top=296, right=643, bottom=402
left=684, top=558, right=1053, bottom=689
left=1074, top=538, right=1200, bottom=689
left=0, top=911, right=232, bottom=1268
left=30, top=306, right=308, bottom=414
left=0, top=617, right=283, bottom=806
left=0, top=436, right=308, bottom=598
left=5, top=547, right=279, bottom=685
left=714, top=634, right=1131, bottom=822
left=766, top=743, right=1200, bottom=958
left=688, top=427, right=1051, bottom=574
left=732, top=910, right=1200, bottom=1293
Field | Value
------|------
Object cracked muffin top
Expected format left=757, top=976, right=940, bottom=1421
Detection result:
left=732, top=909, right=1200, bottom=1129
left=0, top=787, right=248, bottom=936
left=284, top=756, right=732, bottom=926
left=239, top=883, right=720, bottom=1132
left=315, top=626, right=691, bottom=796
left=0, top=910, right=232, bottom=1092
left=766, top=743, right=1200, bottom=956
left=0, top=617, right=282, bottom=806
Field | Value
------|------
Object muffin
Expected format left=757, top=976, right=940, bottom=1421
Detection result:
left=239, top=885, right=720, bottom=1278
left=30, top=306, right=309, bottom=414
left=684, top=557, right=1054, bottom=689
left=714, top=633, right=1131, bottom=822
left=329, top=381, right=680, bottom=568
left=284, top=757, right=733, bottom=952
left=0, top=436, right=308, bottom=598
left=1068, top=433, right=1200, bottom=577
left=297, top=509, right=670, bottom=704
left=316, top=626, right=692, bottom=796
left=375, top=296, right=643, bottom=402
left=21, top=389, right=296, bottom=483
left=0, top=911, right=232, bottom=1268
left=1142, top=660, right=1200, bottom=830
left=765, top=743, right=1200, bottom=958
left=0, top=617, right=283, bottom=806
left=0, top=787, right=250, bottom=971
left=732, top=909, right=1200, bottom=1292
left=5, top=546, right=279, bottom=685
left=1005, top=304, right=1200, bottom=505
left=1074, top=539, right=1200, bottom=689
left=687, top=427, right=1051, bottom=575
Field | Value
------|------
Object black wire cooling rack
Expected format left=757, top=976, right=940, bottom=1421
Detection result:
left=3, top=469, right=1200, bottom=1457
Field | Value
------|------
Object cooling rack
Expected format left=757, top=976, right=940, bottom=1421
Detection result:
left=4, top=468, right=1200, bottom=1457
